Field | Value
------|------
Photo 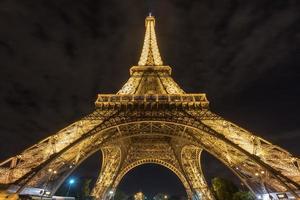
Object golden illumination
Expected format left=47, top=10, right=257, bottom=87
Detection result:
left=138, top=15, right=163, bottom=66
left=0, top=15, right=299, bottom=200
left=134, top=192, right=145, bottom=200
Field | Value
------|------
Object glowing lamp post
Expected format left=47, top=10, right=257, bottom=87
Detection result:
left=66, top=178, right=75, bottom=197
left=109, top=190, right=115, bottom=200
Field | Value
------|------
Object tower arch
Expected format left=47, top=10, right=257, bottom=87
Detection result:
left=111, top=160, right=191, bottom=198
left=2, top=114, right=300, bottom=199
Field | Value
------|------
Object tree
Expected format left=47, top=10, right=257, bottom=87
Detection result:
left=211, top=177, right=238, bottom=200
left=114, top=190, right=128, bottom=200
left=232, top=191, right=255, bottom=200
left=81, top=178, right=92, bottom=199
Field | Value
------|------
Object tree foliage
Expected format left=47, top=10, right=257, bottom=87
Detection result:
left=211, top=177, right=255, bottom=200
left=114, top=190, right=128, bottom=200
left=232, top=191, right=255, bottom=200
left=81, top=178, right=92, bottom=199
left=211, top=177, right=238, bottom=200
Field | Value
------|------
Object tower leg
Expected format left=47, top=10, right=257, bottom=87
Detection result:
left=91, top=146, right=122, bottom=199
left=106, top=138, right=195, bottom=199
left=181, top=146, right=215, bottom=200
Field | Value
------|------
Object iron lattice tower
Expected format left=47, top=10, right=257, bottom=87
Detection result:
left=0, top=15, right=300, bottom=200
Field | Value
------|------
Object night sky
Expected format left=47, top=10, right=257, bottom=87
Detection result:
left=0, top=0, right=299, bottom=198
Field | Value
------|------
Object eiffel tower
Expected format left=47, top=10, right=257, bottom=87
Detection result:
left=0, top=15, right=300, bottom=200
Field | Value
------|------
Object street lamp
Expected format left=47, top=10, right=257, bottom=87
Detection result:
left=69, top=179, right=75, bottom=184
left=109, top=190, right=114, bottom=200
left=66, top=178, right=75, bottom=197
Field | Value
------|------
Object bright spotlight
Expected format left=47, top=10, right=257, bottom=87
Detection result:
left=69, top=179, right=75, bottom=185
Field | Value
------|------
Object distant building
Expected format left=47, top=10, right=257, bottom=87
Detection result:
left=134, top=192, right=145, bottom=200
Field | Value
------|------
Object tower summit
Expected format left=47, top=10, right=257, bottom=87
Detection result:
left=116, top=15, right=187, bottom=95
left=138, top=14, right=163, bottom=66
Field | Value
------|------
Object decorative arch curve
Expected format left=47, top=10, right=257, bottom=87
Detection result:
left=112, top=159, right=192, bottom=198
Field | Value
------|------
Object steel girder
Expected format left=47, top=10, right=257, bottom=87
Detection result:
left=1, top=109, right=299, bottom=199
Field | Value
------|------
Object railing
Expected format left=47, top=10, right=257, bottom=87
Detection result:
left=95, top=94, right=209, bottom=109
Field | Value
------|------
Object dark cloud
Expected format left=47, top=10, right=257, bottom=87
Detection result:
left=0, top=0, right=299, bottom=196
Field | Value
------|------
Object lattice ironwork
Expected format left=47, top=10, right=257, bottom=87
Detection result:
left=0, top=14, right=299, bottom=200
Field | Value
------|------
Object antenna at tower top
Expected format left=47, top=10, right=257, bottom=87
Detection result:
left=149, top=12, right=152, bottom=17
